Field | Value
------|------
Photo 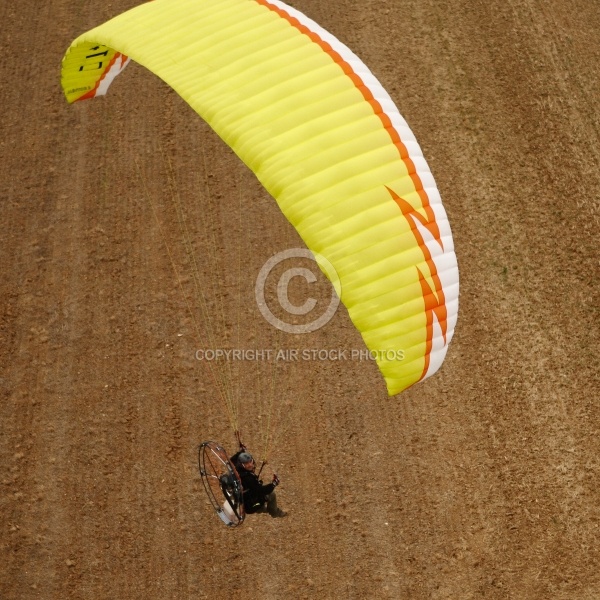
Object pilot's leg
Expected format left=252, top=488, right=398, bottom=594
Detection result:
left=265, top=492, right=287, bottom=517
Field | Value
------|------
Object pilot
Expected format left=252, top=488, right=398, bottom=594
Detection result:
left=230, top=449, right=287, bottom=518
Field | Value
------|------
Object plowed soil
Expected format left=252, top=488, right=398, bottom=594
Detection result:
left=1, top=1, right=599, bottom=598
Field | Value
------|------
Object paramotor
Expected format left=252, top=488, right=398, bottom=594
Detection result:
left=198, top=441, right=245, bottom=528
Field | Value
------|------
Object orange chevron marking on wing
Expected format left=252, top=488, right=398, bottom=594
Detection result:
left=387, top=187, right=447, bottom=380
left=387, top=186, right=443, bottom=251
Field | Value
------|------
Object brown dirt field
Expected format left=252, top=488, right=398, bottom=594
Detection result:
left=1, top=1, right=599, bottom=598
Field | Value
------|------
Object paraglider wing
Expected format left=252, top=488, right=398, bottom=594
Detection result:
left=61, top=0, right=459, bottom=395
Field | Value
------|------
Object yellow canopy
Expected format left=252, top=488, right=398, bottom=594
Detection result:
left=61, top=0, right=459, bottom=395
